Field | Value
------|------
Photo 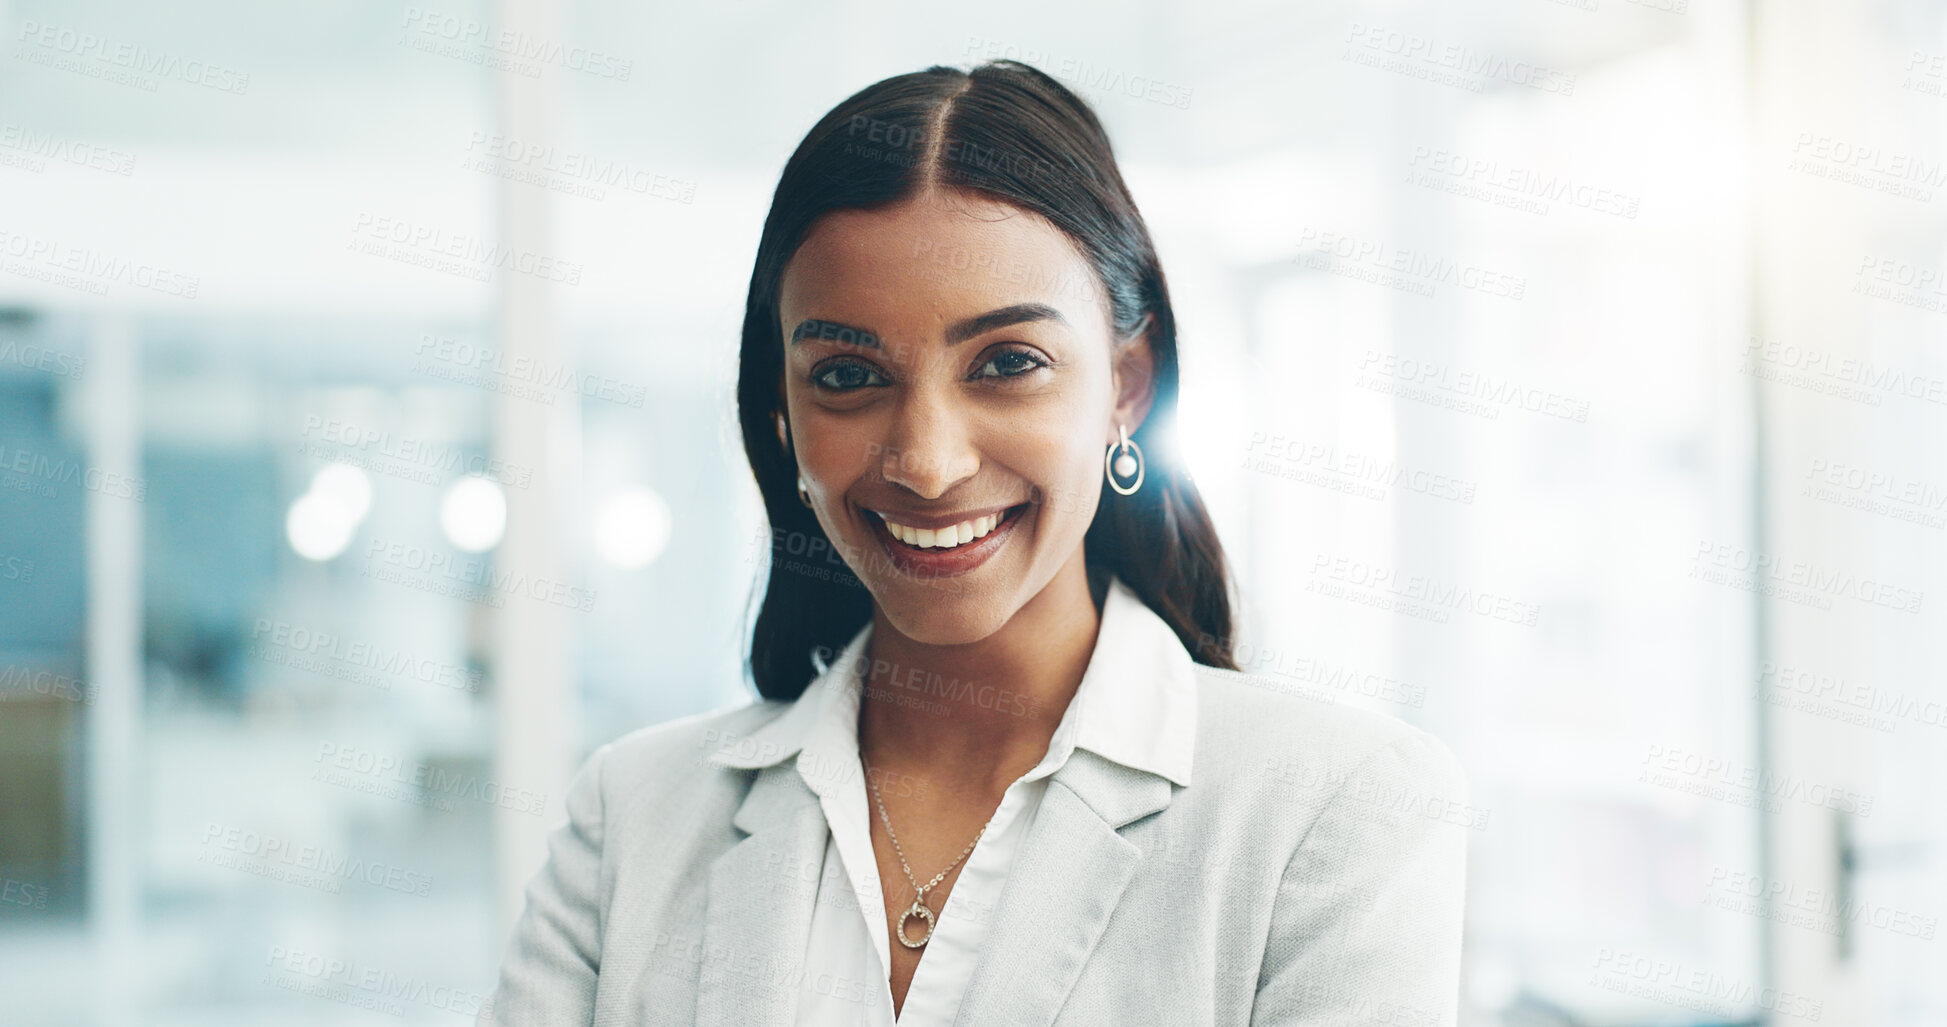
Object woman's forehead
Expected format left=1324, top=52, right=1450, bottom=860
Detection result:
left=780, top=193, right=1101, bottom=333
left=791, top=193, right=1077, bottom=279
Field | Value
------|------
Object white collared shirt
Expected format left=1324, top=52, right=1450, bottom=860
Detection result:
left=722, top=577, right=1197, bottom=1026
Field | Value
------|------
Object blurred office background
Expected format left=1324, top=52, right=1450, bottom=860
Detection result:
left=1, top=0, right=1942, bottom=1023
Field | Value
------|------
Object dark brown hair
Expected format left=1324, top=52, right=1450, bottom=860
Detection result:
left=737, top=59, right=1237, bottom=700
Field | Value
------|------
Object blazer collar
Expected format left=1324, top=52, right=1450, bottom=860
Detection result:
left=708, top=575, right=1199, bottom=794
left=692, top=577, right=1201, bottom=1026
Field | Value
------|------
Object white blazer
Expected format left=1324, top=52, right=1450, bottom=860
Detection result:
left=482, top=581, right=1470, bottom=1026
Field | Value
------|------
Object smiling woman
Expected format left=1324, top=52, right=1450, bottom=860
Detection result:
left=748, top=72, right=1239, bottom=689
left=482, top=59, right=1468, bottom=1027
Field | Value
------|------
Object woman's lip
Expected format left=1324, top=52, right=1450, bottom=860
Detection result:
left=864, top=503, right=1027, bottom=579
left=863, top=504, right=1019, bottom=532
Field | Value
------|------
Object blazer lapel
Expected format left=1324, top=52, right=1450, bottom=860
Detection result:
left=693, top=762, right=829, bottom=1027
left=950, top=749, right=1176, bottom=1027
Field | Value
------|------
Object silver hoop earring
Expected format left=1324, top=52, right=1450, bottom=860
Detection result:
left=796, top=475, right=812, bottom=508
left=1105, top=423, right=1144, bottom=496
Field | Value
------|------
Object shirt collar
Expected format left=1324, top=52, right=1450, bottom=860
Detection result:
left=709, top=576, right=1197, bottom=788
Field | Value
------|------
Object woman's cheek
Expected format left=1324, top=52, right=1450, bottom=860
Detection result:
left=798, top=415, right=876, bottom=482
left=1033, top=462, right=1102, bottom=529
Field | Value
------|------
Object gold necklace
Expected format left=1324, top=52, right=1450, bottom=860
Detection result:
left=863, top=760, right=989, bottom=949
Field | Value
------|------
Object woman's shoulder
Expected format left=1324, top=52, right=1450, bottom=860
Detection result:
left=579, top=696, right=795, bottom=795
left=1188, top=663, right=1467, bottom=804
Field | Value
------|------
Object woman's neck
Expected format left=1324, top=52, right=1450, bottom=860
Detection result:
left=857, top=557, right=1104, bottom=797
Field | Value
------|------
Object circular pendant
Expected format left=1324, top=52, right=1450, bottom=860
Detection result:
left=895, top=899, right=937, bottom=948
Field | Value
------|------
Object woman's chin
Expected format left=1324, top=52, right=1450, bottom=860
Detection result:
left=870, top=591, right=1014, bottom=649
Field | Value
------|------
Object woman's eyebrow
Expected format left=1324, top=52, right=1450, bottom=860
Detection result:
left=943, top=303, right=1067, bottom=345
left=789, top=302, right=1068, bottom=350
left=789, top=319, right=881, bottom=348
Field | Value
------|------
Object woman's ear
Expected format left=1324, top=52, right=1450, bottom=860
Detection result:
left=774, top=369, right=791, bottom=450
left=1110, top=313, right=1158, bottom=440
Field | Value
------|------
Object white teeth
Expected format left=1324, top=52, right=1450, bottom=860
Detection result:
left=878, top=511, right=1007, bottom=550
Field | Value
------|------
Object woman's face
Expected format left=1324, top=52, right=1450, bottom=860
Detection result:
left=777, top=187, right=1153, bottom=646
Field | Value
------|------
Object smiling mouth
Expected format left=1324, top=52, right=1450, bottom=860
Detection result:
left=864, top=504, right=1030, bottom=551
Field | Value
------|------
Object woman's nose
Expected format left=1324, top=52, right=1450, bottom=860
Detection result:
left=879, top=389, right=979, bottom=500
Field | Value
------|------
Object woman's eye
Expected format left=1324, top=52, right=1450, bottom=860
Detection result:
left=812, top=360, right=890, bottom=390
left=973, top=350, right=1047, bottom=380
